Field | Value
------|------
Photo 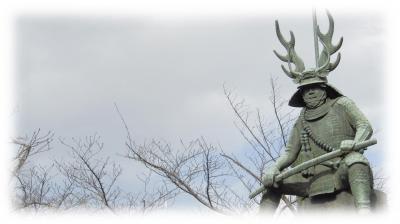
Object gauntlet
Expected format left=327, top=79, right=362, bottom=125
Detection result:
left=262, top=165, right=280, bottom=188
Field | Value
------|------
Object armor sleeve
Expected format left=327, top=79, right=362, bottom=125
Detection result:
left=275, top=119, right=302, bottom=171
left=336, top=97, right=373, bottom=142
left=344, top=151, right=370, bottom=166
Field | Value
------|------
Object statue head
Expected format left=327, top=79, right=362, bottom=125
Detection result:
left=273, top=11, right=344, bottom=107
left=301, top=83, right=327, bottom=109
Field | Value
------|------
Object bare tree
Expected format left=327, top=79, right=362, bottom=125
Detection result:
left=15, top=165, right=54, bottom=210
left=12, top=129, right=58, bottom=210
left=57, top=135, right=122, bottom=211
left=12, top=129, right=177, bottom=212
left=12, top=81, right=383, bottom=214
left=122, top=172, right=178, bottom=212
left=372, top=166, right=387, bottom=192
left=116, top=78, right=299, bottom=214
left=124, top=137, right=237, bottom=213
left=13, top=129, right=54, bottom=175
left=222, top=79, right=297, bottom=213
left=116, top=104, right=248, bottom=214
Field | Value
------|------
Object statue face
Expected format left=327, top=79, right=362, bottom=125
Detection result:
left=302, top=85, right=327, bottom=108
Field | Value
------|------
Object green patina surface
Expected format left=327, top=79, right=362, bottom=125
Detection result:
left=258, top=10, right=383, bottom=214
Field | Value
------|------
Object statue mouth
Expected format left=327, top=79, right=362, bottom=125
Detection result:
left=305, top=96, right=317, bottom=100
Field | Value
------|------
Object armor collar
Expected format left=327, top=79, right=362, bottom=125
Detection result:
left=304, top=98, right=335, bottom=121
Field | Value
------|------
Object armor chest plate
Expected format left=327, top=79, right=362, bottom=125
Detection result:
left=305, top=105, right=355, bottom=156
left=302, top=104, right=356, bottom=196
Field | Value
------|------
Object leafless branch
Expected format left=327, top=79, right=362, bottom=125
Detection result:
left=223, top=81, right=296, bottom=212
left=57, top=135, right=122, bottom=211
left=13, top=129, right=54, bottom=175
left=116, top=104, right=240, bottom=214
left=14, top=165, right=54, bottom=210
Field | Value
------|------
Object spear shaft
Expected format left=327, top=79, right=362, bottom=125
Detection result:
left=313, top=8, right=319, bottom=67
left=249, top=138, right=377, bottom=199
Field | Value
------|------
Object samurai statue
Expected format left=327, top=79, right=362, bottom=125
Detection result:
left=259, top=11, right=374, bottom=213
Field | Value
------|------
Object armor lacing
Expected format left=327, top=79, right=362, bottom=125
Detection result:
left=301, top=111, right=336, bottom=153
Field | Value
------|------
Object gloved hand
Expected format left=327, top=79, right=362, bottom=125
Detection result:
left=340, top=140, right=356, bottom=152
left=262, top=165, right=280, bottom=188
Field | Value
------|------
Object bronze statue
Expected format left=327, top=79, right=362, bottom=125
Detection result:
left=252, top=10, right=379, bottom=213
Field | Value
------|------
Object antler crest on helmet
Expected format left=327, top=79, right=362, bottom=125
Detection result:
left=274, top=10, right=343, bottom=82
left=273, top=20, right=305, bottom=83
left=315, top=10, right=343, bottom=77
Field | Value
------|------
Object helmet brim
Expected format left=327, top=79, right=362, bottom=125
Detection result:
left=288, top=83, right=343, bottom=107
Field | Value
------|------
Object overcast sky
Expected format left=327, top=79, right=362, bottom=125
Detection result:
left=13, top=11, right=384, bottom=206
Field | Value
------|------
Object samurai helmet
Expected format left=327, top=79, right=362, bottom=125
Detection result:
left=274, top=11, right=344, bottom=107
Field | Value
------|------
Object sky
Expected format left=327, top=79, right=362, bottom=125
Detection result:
left=12, top=10, right=385, bottom=208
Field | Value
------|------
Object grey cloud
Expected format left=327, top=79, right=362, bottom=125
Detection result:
left=15, top=14, right=384, bottom=196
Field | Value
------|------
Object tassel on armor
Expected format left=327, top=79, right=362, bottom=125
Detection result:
left=300, top=130, right=314, bottom=177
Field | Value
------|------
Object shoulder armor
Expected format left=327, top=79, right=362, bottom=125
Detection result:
left=334, top=96, right=355, bottom=108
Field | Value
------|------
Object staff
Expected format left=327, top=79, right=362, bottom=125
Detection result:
left=249, top=138, right=377, bottom=199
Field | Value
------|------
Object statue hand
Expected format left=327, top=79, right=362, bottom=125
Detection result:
left=262, top=165, right=280, bottom=188
left=340, top=140, right=356, bottom=152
